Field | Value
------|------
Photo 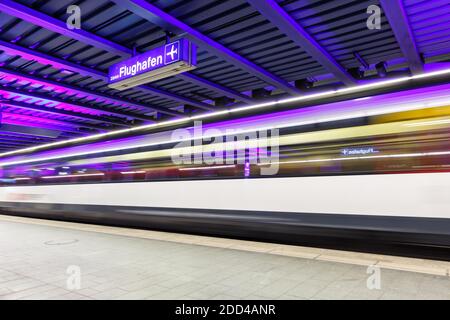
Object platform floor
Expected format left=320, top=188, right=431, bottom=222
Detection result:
left=0, top=214, right=449, bottom=300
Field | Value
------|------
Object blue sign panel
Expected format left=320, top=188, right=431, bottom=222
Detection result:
left=108, top=38, right=196, bottom=90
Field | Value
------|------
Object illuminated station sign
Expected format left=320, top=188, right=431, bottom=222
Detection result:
left=108, top=38, right=197, bottom=90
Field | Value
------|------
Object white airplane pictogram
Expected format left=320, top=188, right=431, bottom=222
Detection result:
left=167, top=45, right=178, bottom=60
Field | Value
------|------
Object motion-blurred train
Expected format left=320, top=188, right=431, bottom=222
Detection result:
left=0, top=84, right=449, bottom=258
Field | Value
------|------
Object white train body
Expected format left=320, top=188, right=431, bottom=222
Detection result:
left=0, top=172, right=449, bottom=219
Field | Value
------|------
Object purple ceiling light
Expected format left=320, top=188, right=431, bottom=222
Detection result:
left=0, top=88, right=111, bottom=117
left=1, top=99, right=126, bottom=128
left=0, top=44, right=205, bottom=114
left=0, top=67, right=167, bottom=121
left=0, top=84, right=155, bottom=125
left=2, top=112, right=90, bottom=130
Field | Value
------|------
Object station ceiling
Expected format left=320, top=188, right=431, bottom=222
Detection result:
left=0, top=0, right=449, bottom=151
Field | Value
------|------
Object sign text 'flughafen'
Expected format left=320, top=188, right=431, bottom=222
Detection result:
left=108, top=38, right=197, bottom=90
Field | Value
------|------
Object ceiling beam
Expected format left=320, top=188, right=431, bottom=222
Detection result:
left=1, top=111, right=103, bottom=134
left=0, top=123, right=62, bottom=139
left=0, top=86, right=146, bottom=124
left=247, top=0, right=356, bottom=86
left=0, top=132, right=67, bottom=143
left=0, top=139, right=44, bottom=146
left=0, top=40, right=189, bottom=116
left=177, top=73, right=254, bottom=104
left=0, top=134, right=54, bottom=142
left=0, top=1, right=242, bottom=106
left=0, top=95, right=128, bottom=127
left=112, top=0, right=302, bottom=95
left=0, top=0, right=133, bottom=56
left=0, top=140, right=35, bottom=147
left=0, top=49, right=209, bottom=115
left=0, top=38, right=109, bottom=79
left=379, top=0, right=423, bottom=75
left=0, top=66, right=160, bottom=122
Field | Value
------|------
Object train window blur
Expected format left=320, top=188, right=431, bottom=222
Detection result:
left=2, top=107, right=450, bottom=186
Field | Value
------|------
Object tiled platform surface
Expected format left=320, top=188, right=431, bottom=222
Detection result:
left=0, top=214, right=449, bottom=300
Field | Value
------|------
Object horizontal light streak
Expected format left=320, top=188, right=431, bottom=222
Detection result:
left=1, top=97, right=450, bottom=169
left=178, top=165, right=236, bottom=171
left=120, top=170, right=146, bottom=174
left=404, top=118, right=450, bottom=127
left=32, top=116, right=450, bottom=167
left=41, top=173, right=105, bottom=179
left=2, top=109, right=449, bottom=169
left=0, top=67, right=448, bottom=159
left=258, top=151, right=450, bottom=166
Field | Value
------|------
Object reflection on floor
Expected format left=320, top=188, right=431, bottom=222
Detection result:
left=0, top=215, right=449, bottom=300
